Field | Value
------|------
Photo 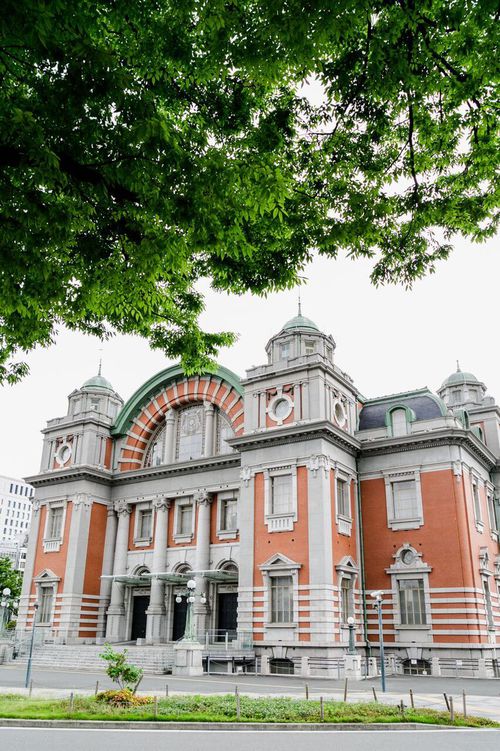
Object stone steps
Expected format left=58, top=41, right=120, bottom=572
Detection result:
left=14, top=644, right=175, bottom=674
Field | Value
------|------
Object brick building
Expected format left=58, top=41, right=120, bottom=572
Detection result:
left=17, top=313, right=500, bottom=671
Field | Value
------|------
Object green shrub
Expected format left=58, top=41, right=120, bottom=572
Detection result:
left=96, top=689, right=152, bottom=707
left=99, top=643, right=143, bottom=691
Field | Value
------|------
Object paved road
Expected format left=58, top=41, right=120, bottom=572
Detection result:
left=1, top=663, right=499, bottom=697
left=0, top=728, right=499, bottom=751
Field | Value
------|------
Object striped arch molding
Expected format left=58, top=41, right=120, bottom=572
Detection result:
left=116, top=370, right=244, bottom=471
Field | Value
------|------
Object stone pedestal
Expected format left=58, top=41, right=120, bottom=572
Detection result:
left=431, top=656, right=441, bottom=676
left=173, top=641, right=204, bottom=676
left=367, top=657, right=378, bottom=677
left=344, top=655, right=362, bottom=680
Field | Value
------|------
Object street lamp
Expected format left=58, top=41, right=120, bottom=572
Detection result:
left=24, top=601, right=39, bottom=689
left=1, top=587, right=12, bottom=633
left=176, top=579, right=206, bottom=642
left=370, top=591, right=386, bottom=692
left=347, top=616, right=356, bottom=655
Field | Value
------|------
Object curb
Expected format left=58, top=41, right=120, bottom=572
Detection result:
left=0, top=718, right=465, bottom=731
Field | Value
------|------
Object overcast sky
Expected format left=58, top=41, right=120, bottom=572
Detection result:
left=1, top=235, right=498, bottom=481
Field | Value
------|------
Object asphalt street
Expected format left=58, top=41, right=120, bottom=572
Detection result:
left=1, top=663, right=500, bottom=697
left=0, top=728, right=499, bottom=751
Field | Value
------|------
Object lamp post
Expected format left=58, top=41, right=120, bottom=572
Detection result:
left=1, top=587, right=11, bottom=633
left=176, top=579, right=206, bottom=642
left=24, top=601, right=39, bottom=688
left=347, top=616, right=356, bottom=655
left=371, top=591, right=386, bottom=692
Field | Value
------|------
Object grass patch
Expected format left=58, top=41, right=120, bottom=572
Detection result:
left=0, top=693, right=496, bottom=728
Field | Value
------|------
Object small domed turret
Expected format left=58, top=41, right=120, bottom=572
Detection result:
left=265, top=303, right=335, bottom=366
left=438, top=362, right=485, bottom=407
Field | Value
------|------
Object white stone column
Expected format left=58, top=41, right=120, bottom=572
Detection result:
left=194, top=490, right=213, bottom=636
left=146, top=497, right=171, bottom=644
left=203, top=403, right=215, bottom=456
left=163, top=409, right=176, bottom=464
left=106, top=500, right=131, bottom=641
left=97, top=505, right=118, bottom=639
left=16, top=500, right=42, bottom=636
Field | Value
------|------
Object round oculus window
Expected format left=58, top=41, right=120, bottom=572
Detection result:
left=273, top=398, right=291, bottom=421
left=56, top=444, right=72, bottom=465
left=401, top=549, right=415, bottom=565
left=333, top=400, right=347, bottom=427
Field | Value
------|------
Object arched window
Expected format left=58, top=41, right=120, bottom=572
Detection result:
left=217, top=412, right=235, bottom=454
left=144, top=423, right=166, bottom=467
left=391, top=408, right=408, bottom=437
left=176, top=404, right=204, bottom=461
left=143, top=404, right=235, bottom=467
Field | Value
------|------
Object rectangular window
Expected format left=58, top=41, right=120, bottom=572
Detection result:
left=392, top=480, right=418, bottom=520
left=483, top=580, right=494, bottom=629
left=487, top=493, right=497, bottom=533
left=399, top=579, right=426, bottom=625
left=48, top=507, right=64, bottom=539
left=451, top=389, right=461, bottom=404
left=340, top=578, right=353, bottom=623
left=38, top=587, right=54, bottom=624
left=337, top=479, right=350, bottom=518
left=304, top=340, right=316, bottom=355
left=221, top=498, right=237, bottom=531
left=271, top=475, right=292, bottom=515
left=138, top=509, right=152, bottom=539
left=472, top=482, right=482, bottom=523
left=279, top=342, right=289, bottom=360
left=178, top=503, right=193, bottom=535
left=271, top=576, right=293, bottom=623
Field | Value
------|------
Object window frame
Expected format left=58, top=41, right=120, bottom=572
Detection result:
left=173, top=497, right=195, bottom=542
left=263, top=465, right=298, bottom=532
left=384, top=470, right=424, bottom=530
left=471, top=473, right=484, bottom=532
left=217, top=492, right=238, bottom=538
left=270, top=575, right=294, bottom=624
left=259, top=554, right=301, bottom=630
left=133, top=502, right=154, bottom=546
left=42, top=500, right=68, bottom=552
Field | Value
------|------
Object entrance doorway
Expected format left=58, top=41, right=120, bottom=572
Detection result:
left=131, top=595, right=149, bottom=640
left=172, top=595, right=188, bottom=641
left=217, top=592, right=237, bottom=639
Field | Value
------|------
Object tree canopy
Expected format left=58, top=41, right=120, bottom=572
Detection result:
left=1, top=1, right=498, bottom=381
left=0, top=556, right=23, bottom=604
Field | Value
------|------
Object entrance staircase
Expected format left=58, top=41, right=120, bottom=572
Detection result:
left=14, top=643, right=175, bottom=675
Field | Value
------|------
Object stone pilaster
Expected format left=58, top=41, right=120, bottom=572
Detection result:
left=193, top=490, right=213, bottom=636
left=106, top=500, right=131, bottom=641
left=97, top=505, right=118, bottom=639
left=163, top=410, right=176, bottom=464
left=146, top=497, right=171, bottom=643
left=203, top=404, right=215, bottom=456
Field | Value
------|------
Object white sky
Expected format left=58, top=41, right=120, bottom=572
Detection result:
left=1, top=235, right=498, bottom=480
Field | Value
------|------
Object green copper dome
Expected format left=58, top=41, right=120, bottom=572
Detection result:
left=282, top=314, right=320, bottom=332
left=440, top=367, right=479, bottom=390
left=82, top=373, right=114, bottom=391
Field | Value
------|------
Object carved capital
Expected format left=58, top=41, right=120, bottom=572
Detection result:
left=73, top=493, right=92, bottom=510
left=114, top=499, right=132, bottom=516
left=32, top=500, right=41, bottom=513
left=240, top=466, right=252, bottom=486
left=194, top=489, right=212, bottom=506
left=152, top=496, right=171, bottom=512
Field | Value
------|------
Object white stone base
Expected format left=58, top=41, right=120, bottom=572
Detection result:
left=173, top=641, right=204, bottom=676
left=344, top=655, right=362, bottom=680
